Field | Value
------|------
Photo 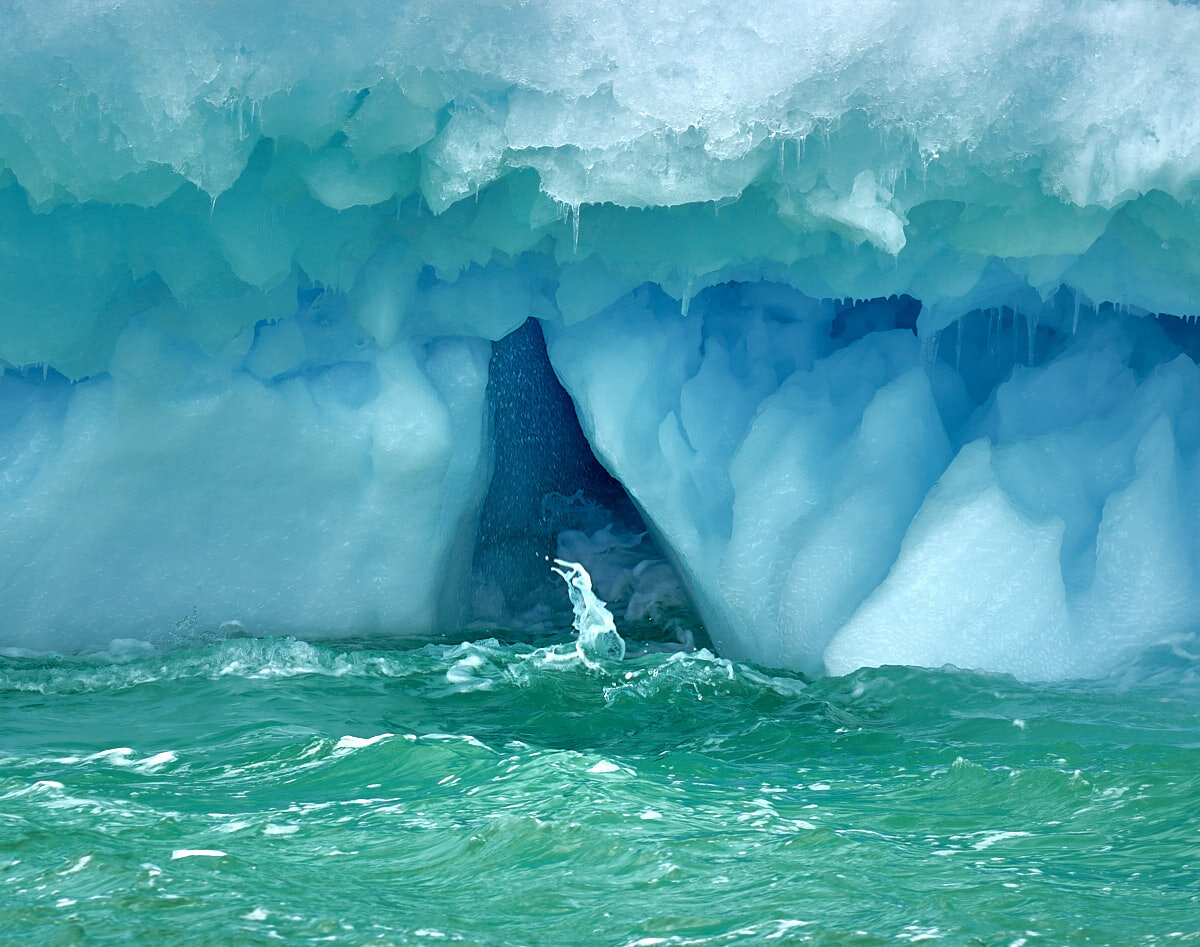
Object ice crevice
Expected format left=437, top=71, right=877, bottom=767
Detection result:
left=3, top=0, right=1200, bottom=679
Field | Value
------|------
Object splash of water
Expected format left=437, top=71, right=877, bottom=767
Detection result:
left=551, top=558, right=626, bottom=666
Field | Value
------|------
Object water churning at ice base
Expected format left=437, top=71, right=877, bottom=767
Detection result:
left=4, top=0, right=1200, bottom=680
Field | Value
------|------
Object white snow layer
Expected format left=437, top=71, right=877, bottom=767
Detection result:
left=2, top=0, right=1200, bottom=675
left=1, top=0, right=1200, bottom=376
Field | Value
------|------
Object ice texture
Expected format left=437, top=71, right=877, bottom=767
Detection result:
left=0, top=296, right=491, bottom=651
left=2, top=1, right=1200, bottom=675
left=546, top=285, right=1200, bottom=680
left=2, top=2, right=1200, bottom=380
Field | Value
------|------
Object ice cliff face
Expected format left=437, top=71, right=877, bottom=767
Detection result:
left=2, top=0, right=1200, bottom=677
left=547, top=286, right=1200, bottom=681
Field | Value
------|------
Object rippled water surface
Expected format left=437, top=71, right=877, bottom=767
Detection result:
left=3, top=632, right=1199, bottom=944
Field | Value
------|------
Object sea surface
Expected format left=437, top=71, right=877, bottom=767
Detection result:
left=3, top=628, right=1199, bottom=945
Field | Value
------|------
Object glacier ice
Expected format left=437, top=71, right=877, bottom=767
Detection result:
left=2, top=1, right=1200, bottom=380
left=0, top=297, right=492, bottom=651
left=547, top=286, right=1200, bottom=681
left=3, top=0, right=1200, bottom=677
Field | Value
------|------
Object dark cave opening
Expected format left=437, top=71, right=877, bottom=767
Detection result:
left=474, top=319, right=638, bottom=613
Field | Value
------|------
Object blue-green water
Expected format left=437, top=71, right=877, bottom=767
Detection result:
left=3, top=632, right=1199, bottom=945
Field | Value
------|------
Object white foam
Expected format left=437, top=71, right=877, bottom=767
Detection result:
left=971, top=831, right=1033, bottom=851
left=334, top=734, right=394, bottom=751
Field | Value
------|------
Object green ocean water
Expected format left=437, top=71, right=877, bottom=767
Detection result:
left=3, top=630, right=1199, bottom=945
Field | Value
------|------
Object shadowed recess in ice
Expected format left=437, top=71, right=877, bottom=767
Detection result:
left=3, top=0, right=1200, bottom=678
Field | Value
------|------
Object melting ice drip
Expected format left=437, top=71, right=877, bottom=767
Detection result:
left=551, top=559, right=626, bottom=667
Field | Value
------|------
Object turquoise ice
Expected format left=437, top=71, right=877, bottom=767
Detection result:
left=3, top=1, right=1200, bottom=680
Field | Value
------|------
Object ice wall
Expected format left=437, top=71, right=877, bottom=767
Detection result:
left=3, top=0, right=1200, bottom=673
left=546, top=286, right=1200, bottom=681
left=0, top=295, right=492, bottom=651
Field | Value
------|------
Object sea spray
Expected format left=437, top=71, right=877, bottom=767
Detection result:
left=551, top=558, right=626, bottom=666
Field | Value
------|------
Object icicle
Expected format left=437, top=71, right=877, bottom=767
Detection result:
left=571, top=203, right=580, bottom=255
left=1072, top=291, right=1081, bottom=335
left=679, top=270, right=696, bottom=318
left=955, top=317, right=964, bottom=373
left=920, top=330, right=940, bottom=375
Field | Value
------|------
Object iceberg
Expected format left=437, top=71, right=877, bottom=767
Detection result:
left=548, top=286, right=1200, bottom=680
left=2, top=0, right=1200, bottom=678
left=0, top=299, right=491, bottom=651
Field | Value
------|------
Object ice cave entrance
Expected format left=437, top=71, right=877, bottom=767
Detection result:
left=471, top=317, right=701, bottom=645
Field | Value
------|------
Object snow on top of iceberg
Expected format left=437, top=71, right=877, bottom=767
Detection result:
left=2, top=0, right=1199, bottom=209
left=1, top=0, right=1199, bottom=378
